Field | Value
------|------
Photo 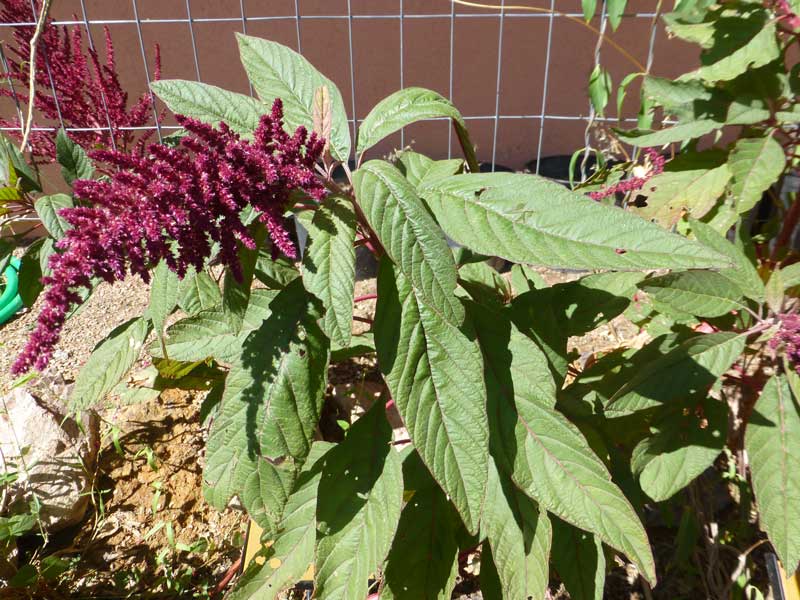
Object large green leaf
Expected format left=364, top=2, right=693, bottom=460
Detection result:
left=177, top=269, right=222, bottom=315
left=395, top=151, right=462, bottom=191
left=70, top=318, right=152, bottom=411
left=610, top=332, right=746, bottom=415
left=473, top=302, right=655, bottom=583
left=314, top=404, right=403, bottom=600
left=236, top=34, right=350, bottom=161
left=151, top=80, right=264, bottom=135
left=203, top=280, right=329, bottom=533
left=551, top=517, right=606, bottom=600
left=728, top=133, right=785, bottom=213
left=419, top=173, right=728, bottom=271
left=683, top=18, right=780, bottom=83
left=357, top=88, right=478, bottom=171
left=355, top=160, right=464, bottom=325
left=148, top=260, right=180, bottom=337
left=55, top=129, right=93, bottom=185
left=616, top=119, right=722, bottom=146
left=150, top=289, right=277, bottom=363
left=745, top=373, right=800, bottom=574
left=632, top=396, right=727, bottom=502
left=781, top=263, right=800, bottom=291
left=227, top=442, right=332, bottom=600
left=638, top=270, right=745, bottom=318
left=374, top=260, right=488, bottom=533
left=34, top=194, right=72, bottom=240
left=299, top=196, right=357, bottom=347
left=480, top=461, right=551, bottom=600
left=222, top=232, right=262, bottom=333
left=380, top=451, right=461, bottom=600
left=689, top=219, right=765, bottom=302
left=633, top=152, right=731, bottom=226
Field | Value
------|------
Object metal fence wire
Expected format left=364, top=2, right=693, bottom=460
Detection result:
left=0, top=0, right=673, bottom=172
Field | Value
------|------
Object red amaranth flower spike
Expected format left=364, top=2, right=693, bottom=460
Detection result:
left=588, top=148, right=665, bottom=201
left=11, top=100, right=326, bottom=375
left=0, top=0, right=161, bottom=161
left=770, top=313, right=800, bottom=373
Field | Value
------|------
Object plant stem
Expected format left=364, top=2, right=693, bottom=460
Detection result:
left=772, top=192, right=799, bottom=262
left=19, top=0, right=53, bottom=155
left=354, top=293, right=377, bottom=303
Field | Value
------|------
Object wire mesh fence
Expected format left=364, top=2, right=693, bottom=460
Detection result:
left=1, top=0, right=690, bottom=171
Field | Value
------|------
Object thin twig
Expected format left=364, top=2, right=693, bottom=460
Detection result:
left=19, top=0, right=53, bottom=155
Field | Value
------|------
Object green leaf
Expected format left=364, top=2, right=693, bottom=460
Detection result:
left=357, top=88, right=478, bottom=172
left=588, top=65, right=612, bottom=115
left=641, top=75, right=715, bottom=112
left=582, top=0, right=597, bottom=21
left=509, top=264, right=547, bottom=294
left=395, top=151, right=463, bottom=190
left=551, top=517, right=606, bottom=600
left=682, top=18, right=780, bottom=83
left=178, top=269, right=222, bottom=315
left=610, top=332, right=746, bottom=415
left=151, top=289, right=277, bottom=363
left=616, top=119, right=721, bottom=146
left=480, top=461, right=551, bottom=600
left=34, top=193, right=73, bottom=240
left=204, top=280, right=329, bottom=532
left=0, top=134, right=40, bottom=192
left=689, top=219, right=765, bottom=302
left=473, top=302, right=655, bottom=582
left=781, top=263, right=800, bottom=291
left=255, top=247, right=300, bottom=289
left=227, top=442, right=332, bottom=600
left=638, top=270, right=745, bottom=318
left=355, top=160, right=464, bottom=325
left=380, top=451, right=461, bottom=600
left=235, top=34, right=350, bottom=161
left=55, top=129, right=93, bottom=185
left=765, top=268, right=784, bottom=313
left=374, top=259, right=489, bottom=533
left=633, top=152, right=731, bottom=226
left=70, top=318, right=152, bottom=411
left=607, top=0, right=626, bottom=29
left=151, top=80, right=264, bottom=135
left=728, top=133, right=785, bottom=213
left=300, top=196, right=357, bottom=347
left=148, top=260, right=180, bottom=336
left=17, top=241, right=43, bottom=307
left=419, top=172, right=729, bottom=271
left=745, top=373, right=800, bottom=573
left=632, top=396, right=727, bottom=501
left=314, top=403, right=403, bottom=600
left=222, top=231, right=263, bottom=333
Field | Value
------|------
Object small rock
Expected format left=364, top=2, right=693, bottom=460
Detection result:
left=0, top=387, right=99, bottom=532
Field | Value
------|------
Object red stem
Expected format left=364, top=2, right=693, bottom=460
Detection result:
left=353, top=315, right=373, bottom=325
left=213, top=556, right=242, bottom=597
left=354, top=293, right=377, bottom=303
left=772, top=194, right=800, bottom=262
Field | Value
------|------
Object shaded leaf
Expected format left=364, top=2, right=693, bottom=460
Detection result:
left=745, top=373, right=800, bottom=574
left=70, top=318, right=152, bottom=411
left=638, top=270, right=745, bottom=318
left=314, top=403, right=403, bottom=600
left=729, top=133, right=785, bottom=213
left=300, top=196, right=357, bottom=346
left=178, top=269, right=222, bottom=315
left=34, top=194, right=73, bottom=240
left=55, top=129, right=93, bottom=185
left=551, top=517, right=606, bottom=600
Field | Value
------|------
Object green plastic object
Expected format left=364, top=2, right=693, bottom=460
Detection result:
left=0, top=257, right=24, bottom=325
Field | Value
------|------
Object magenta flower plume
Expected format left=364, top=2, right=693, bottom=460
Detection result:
left=770, top=312, right=800, bottom=374
left=0, top=0, right=161, bottom=160
left=588, top=149, right=665, bottom=201
left=11, top=99, right=326, bottom=375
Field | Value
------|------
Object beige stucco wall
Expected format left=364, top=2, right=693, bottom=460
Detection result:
left=4, top=1, right=696, bottom=169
